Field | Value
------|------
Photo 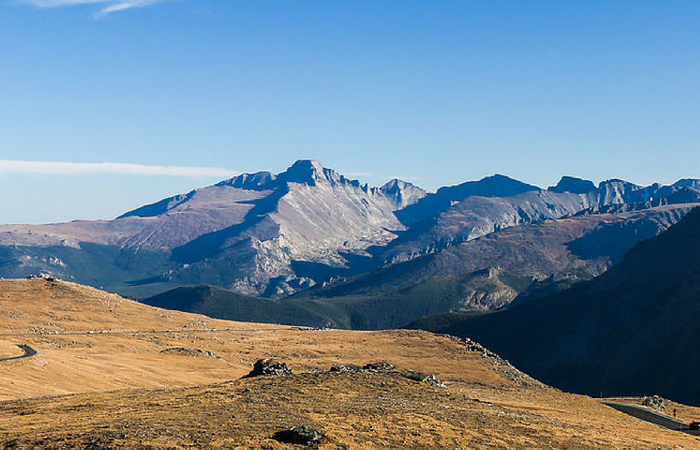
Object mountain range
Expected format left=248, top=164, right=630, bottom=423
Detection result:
left=1, top=159, right=699, bottom=326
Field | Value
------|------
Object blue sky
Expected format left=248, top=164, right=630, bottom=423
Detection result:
left=1, top=1, right=700, bottom=223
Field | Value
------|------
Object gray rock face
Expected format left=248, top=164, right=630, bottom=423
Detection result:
left=378, top=179, right=427, bottom=209
left=382, top=177, right=700, bottom=265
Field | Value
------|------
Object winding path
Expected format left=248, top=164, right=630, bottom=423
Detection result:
left=0, top=344, right=37, bottom=363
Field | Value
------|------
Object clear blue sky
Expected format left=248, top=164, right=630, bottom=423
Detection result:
left=1, top=0, right=699, bottom=223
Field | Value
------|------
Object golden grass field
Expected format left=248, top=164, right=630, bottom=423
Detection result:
left=0, top=278, right=699, bottom=449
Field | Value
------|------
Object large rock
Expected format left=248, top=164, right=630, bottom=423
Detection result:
left=243, top=359, right=292, bottom=378
left=272, top=425, right=324, bottom=446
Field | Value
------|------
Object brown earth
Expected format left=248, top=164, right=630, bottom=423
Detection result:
left=0, top=278, right=699, bottom=449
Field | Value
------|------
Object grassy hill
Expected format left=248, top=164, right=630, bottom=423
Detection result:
left=0, top=278, right=699, bottom=448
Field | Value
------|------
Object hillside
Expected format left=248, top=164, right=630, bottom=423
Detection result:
left=428, top=207, right=700, bottom=406
left=0, top=278, right=699, bottom=449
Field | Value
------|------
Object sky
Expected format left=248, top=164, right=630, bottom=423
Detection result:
left=1, top=0, right=700, bottom=223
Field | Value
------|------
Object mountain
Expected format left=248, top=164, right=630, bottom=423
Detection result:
left=0, top=160, right=423, bottom=297
left=377, top=178, right=428, bottom=209
left=0, top=161, right=698, bottom=301
left=279, top=204, right=692, bottom=328
left=426, top=207, right=700, bottom=405
left=548, top=176, right=597, bottom=194
left=395, top=174, right=540, bottom=226
left=381, top=177, right=700, bottom=265
left=148, top=204, right=692, bottom=330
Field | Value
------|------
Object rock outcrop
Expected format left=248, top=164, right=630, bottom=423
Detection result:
left=243, top=359, right=293, bottom=378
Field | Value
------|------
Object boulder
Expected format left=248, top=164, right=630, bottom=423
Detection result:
left=642, top=395, right=666, bottom=411
left=402, top=370, right=446, bottom=388
left=243, top=359, right=292, bottom=378
left=272, top=425, right=324, bottom=446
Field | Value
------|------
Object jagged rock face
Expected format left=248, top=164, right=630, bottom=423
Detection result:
left=378, top=179, right=427, bottom=209
left=396, top=174, right=540, bottom=226
left=162, top=160, right=406, bottom=294
left=0, top=160, right=415, bottom=296
left=382, top=177, right=700, bottom=264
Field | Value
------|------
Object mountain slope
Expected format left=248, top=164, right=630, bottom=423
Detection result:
left=145, top=204, right=693, bottom=330
left=0, top=160, right=423, bottom=297
left=382, top=177, right=700, bottom=264
left=435, top=207, right=700, bottom=405
left=294, top=204, right=692, bottom=304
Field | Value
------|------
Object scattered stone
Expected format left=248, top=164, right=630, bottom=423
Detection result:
left=160, top=347, right=216, bottom=358
left=243, top=359, right=292, bottom=378
left=329, top=364, right=363, bottom=373
left=362, top=362, right=395, bottom=373
left=642, top=395, right=666, bottom=411
left=402, top=370, right=446, bottom=389
left=272, top=425, right=323, bottom=446
left=27, top=273, right=59, bottom=282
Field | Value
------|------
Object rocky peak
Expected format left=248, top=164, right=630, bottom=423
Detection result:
left=549, top=176, right=597, bottom=194
left=217, top=171, right=277, bottom=191
left=596, top=179, right=641, bottom=204
left=279, top=159, right=346, bottom=186
left=379, top=179, right=427, bottom=209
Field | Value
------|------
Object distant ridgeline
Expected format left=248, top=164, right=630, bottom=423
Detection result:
left=0, top=160, right=699, bottom=330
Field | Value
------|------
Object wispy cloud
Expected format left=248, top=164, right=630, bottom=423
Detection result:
left=345, top=172, right=373, bottom=178
left=0, top=160, right=238, bottom=178
left=16, top=0, right=173, bottom=17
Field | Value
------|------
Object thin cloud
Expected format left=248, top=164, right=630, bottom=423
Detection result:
left=0, top=160, right=238, bottom=178
left=345, top=172, right=373, bottom=178
left=16, top=0, right=173, bottom=17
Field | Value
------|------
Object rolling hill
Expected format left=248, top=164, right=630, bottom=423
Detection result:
left=0, top=277, right=699, bottom=449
